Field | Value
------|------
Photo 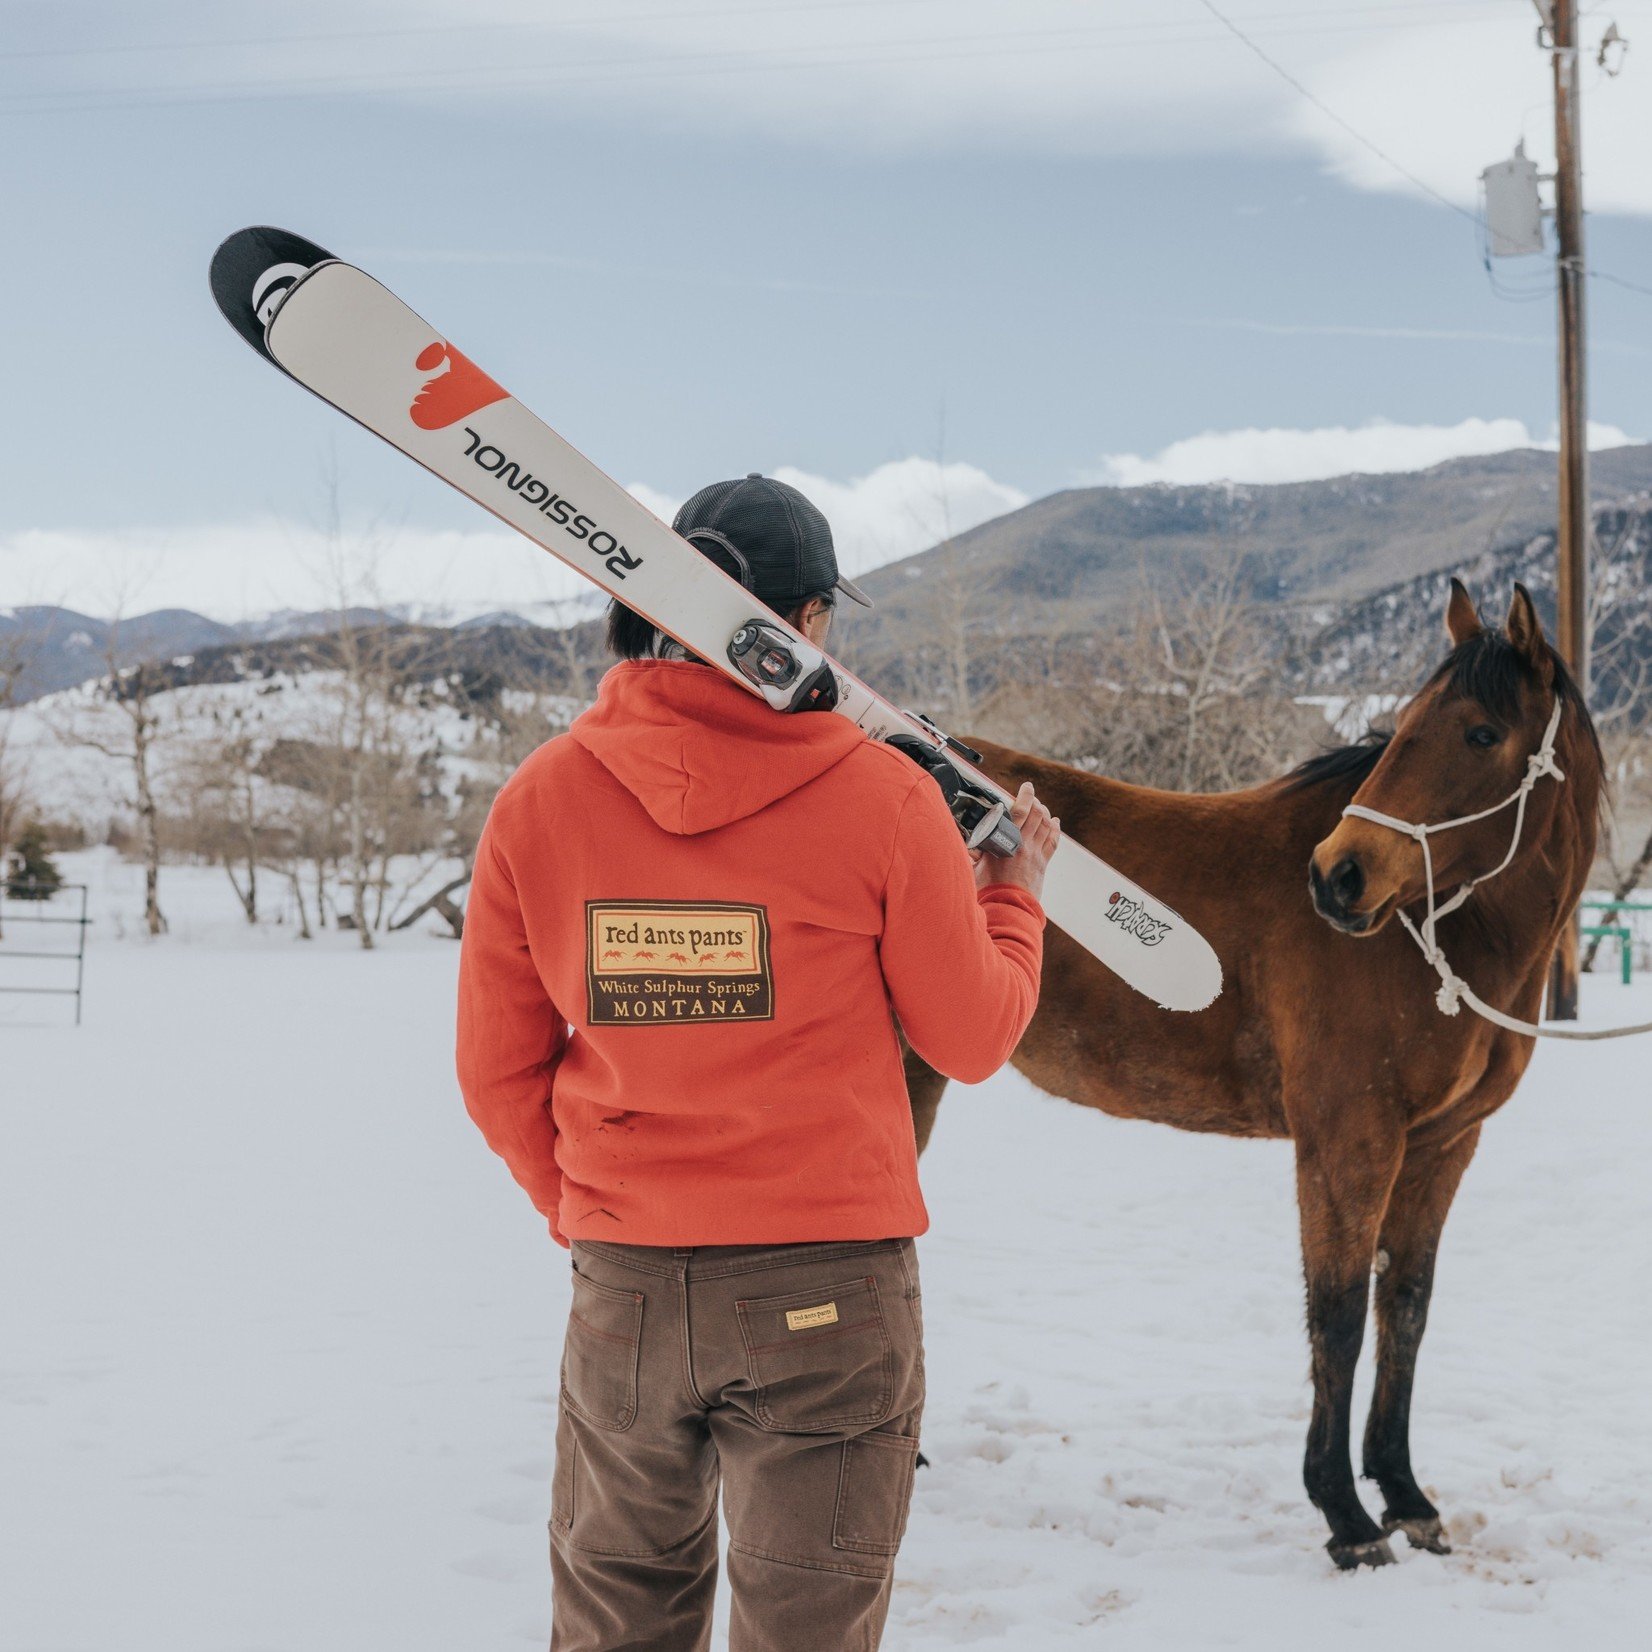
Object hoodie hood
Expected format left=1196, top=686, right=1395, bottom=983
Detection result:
left=570, top=659, right=868, bottom=835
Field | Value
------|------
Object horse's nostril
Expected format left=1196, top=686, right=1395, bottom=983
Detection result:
left=1330, top=856, right=1364, bottom=907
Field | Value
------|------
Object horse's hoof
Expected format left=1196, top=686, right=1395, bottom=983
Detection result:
left=1384, top=1514, right=1451, bottom=1554
left=1328, top=1536, right=1397, bottom=1570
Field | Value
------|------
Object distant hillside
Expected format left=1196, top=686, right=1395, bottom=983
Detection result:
left=2, top=606, right=236, bottom=702
left=10, top=444, right=1652, bottom=709
left=40, top=618, right=610, bottom=717
left=0, top=604, right=397, bottom=703
left=1292, top=497, right=1652, bottom=707
left=846, top=444, right=1652, bottom=656
left=1, top=597, right=601, bottom=704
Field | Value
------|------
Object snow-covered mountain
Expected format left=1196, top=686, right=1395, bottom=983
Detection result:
left=853, top=442, right=1652, bottom=647
left=10, top=446, right=1652, bottom=712
left=2, top=592, right=606, bottom=703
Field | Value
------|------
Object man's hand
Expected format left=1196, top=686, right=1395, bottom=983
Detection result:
left=974, top=781, right=1060, bottom=901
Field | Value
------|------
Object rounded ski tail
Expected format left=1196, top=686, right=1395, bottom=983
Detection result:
left=209, top=226, right=338, bottom=361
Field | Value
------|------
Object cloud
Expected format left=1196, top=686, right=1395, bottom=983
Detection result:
left=0, top=459, right=1027, bottom=623
left=630, top=459, right=1029, bottom=583
left=1297, top=17, right=1650, bottom=218
left=1090, top=418, right=1641, bottom=489
left=0, top=521, right=567, bottom=624
left=31, top=2, right=1652, bottom=213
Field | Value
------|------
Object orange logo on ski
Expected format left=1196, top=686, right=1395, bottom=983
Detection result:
left=409, top=340, right=508, bottom=430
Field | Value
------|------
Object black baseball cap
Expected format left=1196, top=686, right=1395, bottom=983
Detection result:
left=673, top=473, right=874, bottom=611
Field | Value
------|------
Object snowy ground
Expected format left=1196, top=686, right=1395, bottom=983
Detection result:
left=5, top=852, right=1651, bottom=1651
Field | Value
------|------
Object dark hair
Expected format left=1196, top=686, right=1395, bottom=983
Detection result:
left=605, top=599, right=665, bottom=661
left=605, top=591, right=835, bottom=661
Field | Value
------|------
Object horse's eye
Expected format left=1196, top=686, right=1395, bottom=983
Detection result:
left=1466, top=725, right=1501, bottom=749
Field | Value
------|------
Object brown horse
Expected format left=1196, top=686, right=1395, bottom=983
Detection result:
left=905, top=581, right=1602, bottom=1569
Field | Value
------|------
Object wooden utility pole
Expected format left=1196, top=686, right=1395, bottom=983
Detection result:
left=1547, top=0, right=1588, bottom=1020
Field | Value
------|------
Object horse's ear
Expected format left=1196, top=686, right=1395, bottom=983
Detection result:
left=1445, top=577, right=1483, bottom=646
left=1505, top=583, right=1555, bottom=687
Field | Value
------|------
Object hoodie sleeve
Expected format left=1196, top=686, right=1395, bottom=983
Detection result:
left=456, top=819, right=568, bottom=1241
left=878, top=777, right=1045, bottom=1084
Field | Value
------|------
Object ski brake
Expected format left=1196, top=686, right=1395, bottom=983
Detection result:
left=887, top=719, right=1021, bottom=857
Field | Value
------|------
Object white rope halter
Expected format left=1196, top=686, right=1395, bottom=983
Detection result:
left=1342, top=697, right=1652, bottom=1042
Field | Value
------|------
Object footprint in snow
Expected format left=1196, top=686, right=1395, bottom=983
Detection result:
left=474, top=1493, right=544, bottom=1525
left=451, top=1549, right=525, bottom=1582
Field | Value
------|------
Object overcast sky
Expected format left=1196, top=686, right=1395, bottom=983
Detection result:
left=4, top=0, right=1651, bottom=618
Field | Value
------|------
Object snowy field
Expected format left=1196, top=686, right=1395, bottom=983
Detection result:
left=5, top=852, right=1651, bottom=1651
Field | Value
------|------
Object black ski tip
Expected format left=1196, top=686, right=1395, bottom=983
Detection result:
left=210, top=226, right=338, bottom=359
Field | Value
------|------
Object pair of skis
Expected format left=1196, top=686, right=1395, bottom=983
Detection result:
left=209, top=227, right=1221, bottom=1012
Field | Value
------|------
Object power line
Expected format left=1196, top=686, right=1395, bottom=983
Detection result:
left=1194, top=0, right=1484, bottom=225
left=1584, top=263, right=1652, bottom=299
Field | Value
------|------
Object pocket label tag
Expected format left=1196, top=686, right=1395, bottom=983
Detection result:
left=786, top=1302, right=839, bottom=1332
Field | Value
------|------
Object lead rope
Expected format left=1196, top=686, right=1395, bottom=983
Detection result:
left=1342, top=699, right=1652, bottom=1042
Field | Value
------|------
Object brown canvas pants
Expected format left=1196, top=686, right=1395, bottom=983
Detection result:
left=549, top=1236, right=925, bottom=1652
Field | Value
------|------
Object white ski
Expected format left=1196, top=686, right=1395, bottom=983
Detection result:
left=211, top=228, right=1221, bottom=1012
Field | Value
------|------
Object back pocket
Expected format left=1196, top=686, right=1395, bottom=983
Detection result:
left=736, top=1275, right=892, bottom=1433
left=562, top=1271, right=644, bottom=1432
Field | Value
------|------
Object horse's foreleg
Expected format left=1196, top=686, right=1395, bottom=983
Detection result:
left=1295, top=1124, right=1405, bottom=1569
left=1362, top=1123, right=1481, bottom=1555
left=901, top=1039, right=950, bottom=1157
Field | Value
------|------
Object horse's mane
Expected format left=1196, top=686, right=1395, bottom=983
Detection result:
left=1279, top=731, right=1392, bottom=794
left=1279, top=629, right=1602, bottom=798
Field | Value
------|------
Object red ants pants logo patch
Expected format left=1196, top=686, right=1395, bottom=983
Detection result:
left=586, top=902, right=774, bottom=1025
left=409, top=340, right=509, bottom=430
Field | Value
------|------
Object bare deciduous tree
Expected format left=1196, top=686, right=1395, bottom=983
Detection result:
left=543, top=595, right=596, bottom=704
left=1140, top=546, right=1280, bottom=792
left=178, top=698, right=280, bottom=925
left=50, top=612, right=171, bottom=936
left=882, top=430, right=983, bottom=726
left=975, top=547, right=1318, bottom=795
left=306, top=463, right=410, bottom=949
left=0, top=612, right=46, bottom=940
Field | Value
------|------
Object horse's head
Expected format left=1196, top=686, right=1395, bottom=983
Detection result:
left=1309, top=580, right=1596, bottom=936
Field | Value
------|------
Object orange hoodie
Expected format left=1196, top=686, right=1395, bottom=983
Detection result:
left=455, top=658, right=1044, bottom=1246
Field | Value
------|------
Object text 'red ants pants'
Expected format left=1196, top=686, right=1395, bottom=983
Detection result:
left=549, top=1236, right=926, bottom=1652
